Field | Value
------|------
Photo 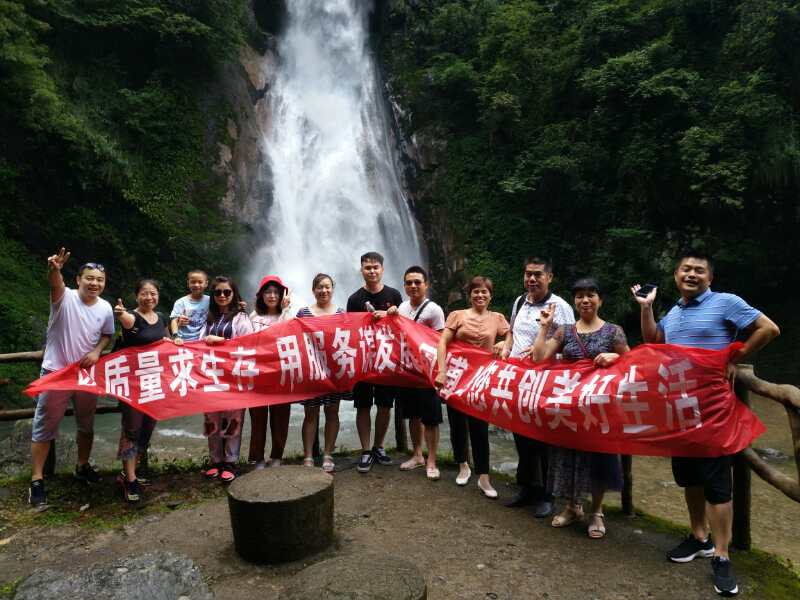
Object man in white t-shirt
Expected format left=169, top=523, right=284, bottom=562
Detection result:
left=29, top=248, right=115, bottom=509
left=385, top=266, right=446, bottom=480
left=498, top=256, right=574, bottom=516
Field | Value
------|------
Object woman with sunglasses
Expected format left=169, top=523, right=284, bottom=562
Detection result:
left=296, top=273, right=345, bottom=472
left=113, top=279, right=175, bottom=502
left=202, top=276, right=254, bottom=482
left=531, top=277, right=629, bottom=538
left=247, top=275, right=293, bottom=468
left=434, top=276, right=510, bottom=498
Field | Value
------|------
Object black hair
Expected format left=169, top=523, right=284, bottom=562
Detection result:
left=360, top=251, right=384, bottom=265
left=208, top=276, right=243, bottom=323
left=404, top=265, right=428, bottom=282
left=676, top=249, right=715, bottom=274
left=255, top=281, right=285, bottom=316
left=571, top=277, right=602, bottom=298
left=523, top=256, right=553, bottom=273
left=134, top=279, right=160, bottom=295
left=312, top=273, right=335, bottom=289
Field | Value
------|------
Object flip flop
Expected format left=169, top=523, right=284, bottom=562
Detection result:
left=426, top=467, right=440, bottom=481
left=588, top=513, right=606, bottom=539
left=400, top=458, right=425, bottom=471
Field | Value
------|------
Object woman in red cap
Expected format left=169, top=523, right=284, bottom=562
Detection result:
left=248, top=275, right=293, bottom=468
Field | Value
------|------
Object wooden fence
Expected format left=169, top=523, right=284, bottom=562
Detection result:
left=2, top=352, right=798, bottom=549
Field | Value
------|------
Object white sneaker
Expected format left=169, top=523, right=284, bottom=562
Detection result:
left=455, top=465, right=472, bottom=486
left=267, top=458, right=282, bottom=467
left=478, top=479, right=498, bottom=499
left=254, top=461, right=267, bottom=470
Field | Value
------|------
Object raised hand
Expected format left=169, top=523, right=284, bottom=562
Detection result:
left=47, top=247, right=70, bottom=272
left=630, top=284, right=657, bottom=307
left=539, top=303, right=556, bottom=329
left=281, top=289, right=291, bottom=310
left=113, top=298, right=126, bottom=318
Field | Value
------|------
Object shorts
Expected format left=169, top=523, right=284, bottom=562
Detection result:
left=353, top=382, right=396, bottom=410
left=31, top=370, right=98, bottom=443
left=671, top=455, right=733, bottom=504
left=396, top=387, right=443, bottom=427
left=303, top=392, right=349, bottom=408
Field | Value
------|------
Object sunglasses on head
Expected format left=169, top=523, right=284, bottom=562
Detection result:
left=79, top=262, right=105, bottom=272
left=214, top=288, right=233, bottom=298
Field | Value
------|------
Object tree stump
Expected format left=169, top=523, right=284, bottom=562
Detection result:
left=285, top=554, right=427, bottom=600
left=227, top=466, right=333, bottom=564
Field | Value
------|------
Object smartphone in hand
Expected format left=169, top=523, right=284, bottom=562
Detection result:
left=636, top=283, right=657, bottom=298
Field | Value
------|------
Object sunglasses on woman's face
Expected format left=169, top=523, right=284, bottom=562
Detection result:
left=213, top=288, right=233, bottom=298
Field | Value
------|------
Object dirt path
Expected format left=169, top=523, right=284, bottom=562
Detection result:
left=3, top=459, right=794, bottom=599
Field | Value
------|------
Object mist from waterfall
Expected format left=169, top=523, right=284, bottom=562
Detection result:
left=245, top=0, right=424, bottom=305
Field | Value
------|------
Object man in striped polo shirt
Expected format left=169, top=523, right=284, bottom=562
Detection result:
left=633, top=249, right=779, bottom=597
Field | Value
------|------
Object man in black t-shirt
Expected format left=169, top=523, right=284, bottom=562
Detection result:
left=346, top=251, right=402, bottom=473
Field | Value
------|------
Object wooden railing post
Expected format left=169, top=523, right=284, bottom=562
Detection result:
left=394, top=402, right=408, bottom=453
left=732, top=365, right=753, bottom=550
left=621, top=455, right=634, bottom=516
left=44, top=440, right=57, bottom=477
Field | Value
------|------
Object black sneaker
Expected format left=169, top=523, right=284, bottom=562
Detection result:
left=357, top=451, right=374, bottom=473
left=667, top=534, right=715, bottom=563
left=74, top=463, right=102, bottom=484
left=119, top=470, right=149, bottom=485
left=371, top=446, right=392, bottom=466
left=712, top=557, right=739, bottom=596
left=29, top=479, right=47, bottom=510
left=123, top=479, right=142, bottom=503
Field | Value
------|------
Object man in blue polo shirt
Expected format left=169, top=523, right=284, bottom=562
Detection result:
left=632, top=250, right=779, bottom=597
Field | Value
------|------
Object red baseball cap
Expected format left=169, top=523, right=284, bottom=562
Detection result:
left=257, top=275, right=287, bottom=292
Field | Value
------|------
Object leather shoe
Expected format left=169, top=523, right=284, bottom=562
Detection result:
left=534, top=499, right=554, bottom=518
left=505, top=489, right=535, bottom=508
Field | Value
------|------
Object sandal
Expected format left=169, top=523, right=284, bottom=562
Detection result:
left=203, top=464, right=221, bottom=480
left=219, top=464, right=238, bottom=483
left=400, top=457, right=425, bottom=471
left=551, top=505, right=584, bottom=528
left=322, top=455, right=335, bottom=473
left=303, top=457, right=315, bottom=467
left=588, top=513, right=606, bottom=539
left=426, top=466, right=440, bottom=481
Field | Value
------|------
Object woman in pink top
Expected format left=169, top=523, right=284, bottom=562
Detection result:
left=202, top=276, right=254, bottom=483
left=435, top=276, right=510, bottom=498
left=247, top=275, right=293, bottom=468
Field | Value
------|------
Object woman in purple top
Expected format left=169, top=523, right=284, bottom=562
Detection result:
left=532, top=277, right=629, bottom=539
left=202, top=276, right=254, bottom=483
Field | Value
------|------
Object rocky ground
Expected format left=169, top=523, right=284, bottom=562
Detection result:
left=1, top=456, right=798, bottom=600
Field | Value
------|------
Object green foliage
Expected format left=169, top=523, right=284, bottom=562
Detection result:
left=0, top=0, right=250, bottom=401
left=380, top=0, right=800, bottom=379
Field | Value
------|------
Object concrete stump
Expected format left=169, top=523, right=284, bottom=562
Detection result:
left=227, top=466, right=333, bottom=564
left=284, top=554, right=427, bottom=599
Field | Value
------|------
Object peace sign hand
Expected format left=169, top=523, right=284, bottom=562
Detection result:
left=281, top=289, right=292, bottom=310
left=113, top=298, right=126, bottom=318
left=539, top=303, right=556, bottom=329
left=47, top=248, right=71, bottom=272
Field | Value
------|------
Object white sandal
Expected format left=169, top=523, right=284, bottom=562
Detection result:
left=322, top=455, right=335, bottom=473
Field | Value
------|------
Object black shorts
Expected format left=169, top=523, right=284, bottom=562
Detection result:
left=353, top=382, right=396, bottom=409
left=396, top=387, right=443, bottom=427
left=671, top=456, right=733, bottom=504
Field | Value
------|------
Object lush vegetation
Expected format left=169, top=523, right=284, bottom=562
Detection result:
left=0, top=1, right=253, bottom=402
left=377, top=0, right=800, bottom=380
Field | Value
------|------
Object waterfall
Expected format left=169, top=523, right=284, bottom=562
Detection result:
left=245, top=0, right=424, bottom=305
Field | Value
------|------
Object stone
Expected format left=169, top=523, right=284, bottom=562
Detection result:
left=227, top=466, right=333, bottom=564
left=284, top=554, right=426, bottom=600
left=14, top=551, right=213, bottom=600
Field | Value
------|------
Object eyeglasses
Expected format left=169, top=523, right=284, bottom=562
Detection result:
left=213, top=289, right=233, bottom=298
left=79, top=262, right=105, bottom=272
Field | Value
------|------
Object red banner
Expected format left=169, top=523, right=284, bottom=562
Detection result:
left=25, top=313, right=763, bottom=457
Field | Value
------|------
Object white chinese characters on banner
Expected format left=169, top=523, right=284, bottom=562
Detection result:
left=660, top=359, right=702, bottom=431
left=577, top=373, right=614, bottom=434
left=232, top=347, right=260, bottom=391
left=105, top=356, right=130, bottom=400
left=331, top=328, right=356, bottom=380
left=544, top=370, right=581, bottom=432
left=135, top=350, right=165, bottom=403
left=201, top=351, right=229, bottom=393
left=169, top=349, right=198, bottom=397
left=517, top=368, right=550, bottom=426
left=277, top=335, right=304, bottom=388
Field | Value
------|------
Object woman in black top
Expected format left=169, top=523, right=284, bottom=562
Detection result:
left=113, top=279, right=175, bottom=503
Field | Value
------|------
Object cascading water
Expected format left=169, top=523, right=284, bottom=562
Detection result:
left=246, top=0, right=424, bottom=303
